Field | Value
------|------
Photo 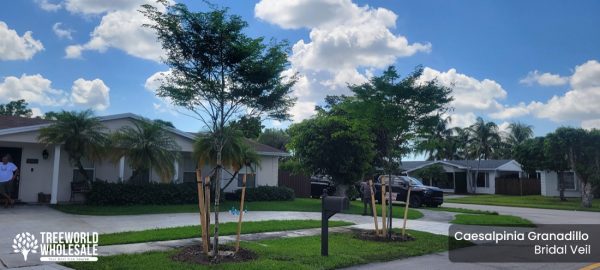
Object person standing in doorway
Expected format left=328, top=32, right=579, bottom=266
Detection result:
left=359, top=179, right=372, bottom=216
left=0, top=154, right=18, bottom=208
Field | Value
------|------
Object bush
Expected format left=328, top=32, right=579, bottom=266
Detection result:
left=87, top=181, right=199, bottom=205
left=230, top=186, right=295, bottom=202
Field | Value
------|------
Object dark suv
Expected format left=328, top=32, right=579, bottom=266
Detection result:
left=366, top=175, right=444, bottom=208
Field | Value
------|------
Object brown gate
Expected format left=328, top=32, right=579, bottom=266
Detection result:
left=495, top=178, right=541, bottom=195
left=278, top=171, right=311, bottom=198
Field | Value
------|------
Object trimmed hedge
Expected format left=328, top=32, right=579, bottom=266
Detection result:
left=230, top=186, right=295, bottom=202
left=87, top=181, right=199, bottom=206
left=87, top=182, right=295, bottom=205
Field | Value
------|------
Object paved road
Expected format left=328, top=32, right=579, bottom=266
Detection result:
left=443, top=202, right=600, bottom=224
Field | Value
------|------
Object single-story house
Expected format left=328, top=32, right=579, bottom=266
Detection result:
left=539, top=170, right=582, bottom=197
left=401, top=159, right=524, bottom=194
left=0, top=113, right=288, bottom=204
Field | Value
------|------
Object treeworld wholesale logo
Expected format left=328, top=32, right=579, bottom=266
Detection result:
left=12, top=232, right=98, bottom=262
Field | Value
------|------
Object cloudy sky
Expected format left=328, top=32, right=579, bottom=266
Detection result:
left=1, top=0, right=600, bottom=136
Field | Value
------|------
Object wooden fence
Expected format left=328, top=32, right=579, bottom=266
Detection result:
left=278, top=171, right=311, bottom=198
left=495, top=177, right=541, bottom=196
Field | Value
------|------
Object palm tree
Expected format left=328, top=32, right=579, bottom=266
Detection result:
left=507, top=122, right=534, bottom=147
left=467, top=117, right=501, bottom=192
left=414, top=117, right=453, bottom=160
left=38, top=110, right=109, bottom=183
left=111, top=119, right=181, bottom=182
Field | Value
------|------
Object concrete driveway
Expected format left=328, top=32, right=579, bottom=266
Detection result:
left=443, top=202, right=600, bottom=224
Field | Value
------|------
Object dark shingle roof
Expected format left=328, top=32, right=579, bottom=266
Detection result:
left=401, top=159, right=514, bottom=171
left=0, top=116, right=52, bottom=130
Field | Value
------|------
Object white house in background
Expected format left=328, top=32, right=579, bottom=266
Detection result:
left=0, top=113, right=289, bottom=204
left=401, top=160, right=524, bottom=194
left=539, top=170, right=581, bottom=197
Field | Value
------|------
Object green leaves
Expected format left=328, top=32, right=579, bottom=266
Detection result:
left=0, top=99, right=32, bottom=117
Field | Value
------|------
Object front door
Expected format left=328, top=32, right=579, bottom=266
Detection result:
left=0, top=147, right=22, bottom=199
left=454, top=172, right=468, bottom=194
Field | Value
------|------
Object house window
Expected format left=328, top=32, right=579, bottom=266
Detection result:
left=72, top=168, right=94, bottom=182
left=238, top=173, right=256, bottom=188
left=475, top=172, right=489, bottom=188
left=557, top=171, right=576, bottom=190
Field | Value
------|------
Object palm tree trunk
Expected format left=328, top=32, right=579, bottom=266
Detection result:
left=76, top=160, right=90, bottom=183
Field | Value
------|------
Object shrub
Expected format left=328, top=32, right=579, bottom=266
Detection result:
left=87, top=181, right=199, bottom=205
left=231, top=186, right=295, bottom=202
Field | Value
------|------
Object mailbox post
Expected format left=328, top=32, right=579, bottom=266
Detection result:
left=321, top=189, right=349, bottom=256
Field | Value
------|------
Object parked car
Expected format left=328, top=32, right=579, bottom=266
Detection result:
left=310, top=175, right=336, bottom=198
left=362, top=175, right=444, bottom=208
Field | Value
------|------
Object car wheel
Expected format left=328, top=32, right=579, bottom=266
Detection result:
left=409, top=196, right=422, bottom=208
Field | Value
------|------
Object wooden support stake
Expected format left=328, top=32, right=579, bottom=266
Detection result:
left=381, top=180, right=387, bottom=236
left=205, top=176, right=211, bottom=245
left=402, top=187, right=412, bottom=237
left=196, top=169, right=209, bottom=254
left=235, top=174, right=247, bottom=252
left=368, top=180, right=379, bottom=235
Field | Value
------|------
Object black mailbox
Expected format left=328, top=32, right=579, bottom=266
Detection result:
left=323, top=196, right=349, bottom=212
left=321, top=190, right=349, bottom=256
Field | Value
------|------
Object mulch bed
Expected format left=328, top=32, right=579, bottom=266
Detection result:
left=352, top=229, right=415, bottom=242
left=171, top=245, right=257, bottom=265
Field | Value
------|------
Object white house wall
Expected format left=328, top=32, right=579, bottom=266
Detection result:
left=540, top=171, right=580, bottom=197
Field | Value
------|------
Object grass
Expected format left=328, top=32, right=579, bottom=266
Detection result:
left=99, top=219, right=353, bottom=246
left=446, top=195, right=600, bottom=212
left=451, top=214, right=535, bottom=227
left=52, top=198, right=424, bottom=219
left=64, top=230, right=471, bottom=270
left=426, top=206, right=498, bottom=215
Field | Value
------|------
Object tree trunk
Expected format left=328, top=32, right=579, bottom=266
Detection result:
left=212, top=142, right=223, bottom=258
left=581, top=179, right=593, bottom=208
left=559, top=178, right=566, bottom=201
left=221, top=170, right=239, bottom=193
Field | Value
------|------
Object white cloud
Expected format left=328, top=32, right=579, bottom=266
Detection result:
left=64, top=0, right=164, bottom=62
left=35, top=0, right=62, bottom=11
left=31, top=107, right=44, bottom=118
left=290, top=101, right=317, bottom=122
left=0, top=74, right=68, bottom=106
left=52, top=22, right=74, bottom=40
left=520, top=70, right=569, bottom=86
left=70, top=78, right=110, bottom=110
left=255, top=0, right=430, bottom=122
left=489, top=102, right=531, bottom=120
left=582, top=119, right=600, bottom=130
left=144, top=70, right=172, bottom=92
left=0, top=21, right=44, bottom=61
left=446, top=112, right=477, bottom=128
left=418, top=67, right=507, bottom=113
left=498, top=60, right=600, bottom=128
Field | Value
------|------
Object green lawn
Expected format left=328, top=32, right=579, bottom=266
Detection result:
left=426, top=206, right=498, bottom=215
left=65, top=230, right=471, bottom=270
left=451, top=214, right=535, bottom=227
left=52, top=198, right=424, bottom=219
left=100, top=220, right=353, bottom=246
left=446, top=195, right=600, bottom=212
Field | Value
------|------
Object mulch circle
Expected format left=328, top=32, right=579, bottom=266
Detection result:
left=171, top=245, right=258, bottom=265
left=352, top=229, right=415, bottom=242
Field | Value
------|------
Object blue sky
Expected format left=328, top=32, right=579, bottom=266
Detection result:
left=1, top=0, right=600, bottom=137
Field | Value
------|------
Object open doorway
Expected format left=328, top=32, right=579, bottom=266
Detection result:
left=0, top=147, right=22, bottom=199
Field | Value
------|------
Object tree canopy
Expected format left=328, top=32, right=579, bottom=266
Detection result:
left=0, top=99, right=32, bottom=117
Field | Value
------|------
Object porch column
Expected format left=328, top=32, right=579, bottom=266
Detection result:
left=173, top=160, right=179, bottom=182
left=50, top=145, right=61, bottom=204
left=453, top=172, right=456, bottom=192
left=118, top=156, right=125, bottom=182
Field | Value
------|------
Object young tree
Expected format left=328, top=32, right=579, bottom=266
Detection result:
left=467, top=117, right=501, bottom=192
left=111, top=119, right=181, bottom=182
left=288, top=113, right=374, bottom=196
left=142, top=1, right=296, bottom=255
left=0, top=99, right=32, bottom=117
left=38, top=110, right=109, bottom=182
